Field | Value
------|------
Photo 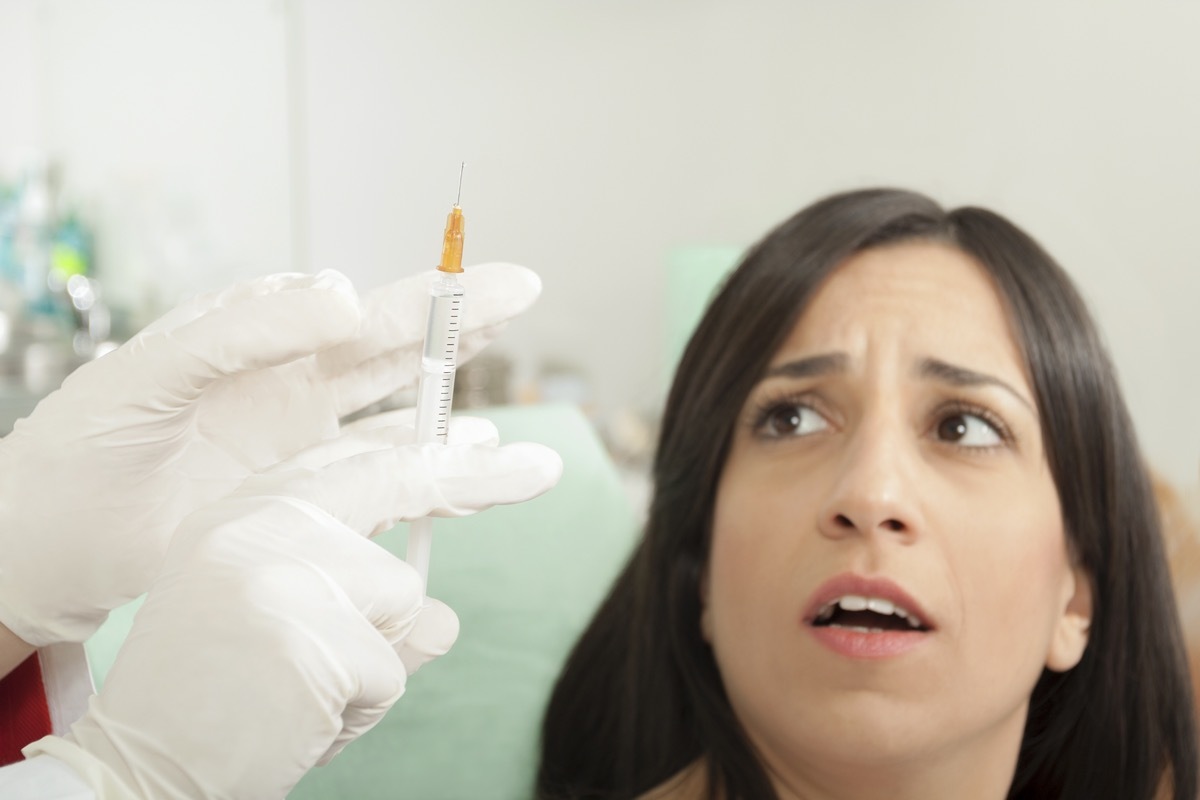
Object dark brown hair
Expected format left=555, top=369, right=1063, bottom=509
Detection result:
left=536, top=189, right=1198, bottom=799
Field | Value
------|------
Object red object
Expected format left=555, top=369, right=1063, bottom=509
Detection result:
left=0, top=653, right=52, bottom=766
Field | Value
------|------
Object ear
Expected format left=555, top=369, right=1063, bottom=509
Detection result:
left=1045, top=562, right=1093, bottom=672
left=699, top=568, right=713, bottom=643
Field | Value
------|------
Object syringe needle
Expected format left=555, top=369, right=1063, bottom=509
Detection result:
left=440, top=166, right=466, bottom=274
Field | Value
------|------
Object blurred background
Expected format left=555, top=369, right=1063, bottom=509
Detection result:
left=0, top=0, right=1197, bottom=503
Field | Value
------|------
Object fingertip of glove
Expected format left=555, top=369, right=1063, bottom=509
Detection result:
left=399, top=598, right=460, bottom=674
left=501, top=441, right=565, bottom=494
left=418, top=598, right=461, bottom=653
left=459, top=262, right=543, bottom=312
left=473, top=261, right=542, bottom=294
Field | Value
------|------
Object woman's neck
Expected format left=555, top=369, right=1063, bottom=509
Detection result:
left=641, top=710, right=1024, bottom=800
left=760, top=696, right=1029, bottom=800
left=762, top=751, right=1017, bottom=800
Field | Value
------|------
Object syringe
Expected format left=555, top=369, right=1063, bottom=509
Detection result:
left=406, top=165, right=467, bottom=594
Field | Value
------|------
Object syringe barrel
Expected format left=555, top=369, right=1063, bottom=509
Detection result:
left=412, top=275, right=465, bottom=445
left=408, top=273, right=465, bottom=594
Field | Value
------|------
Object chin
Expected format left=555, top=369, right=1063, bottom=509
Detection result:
left=752, top=692, right=947, bottom=764
left=741, top=685, right=1029, bottom=777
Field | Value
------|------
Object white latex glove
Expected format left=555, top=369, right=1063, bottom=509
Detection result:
left=24, top=417, right=563, bottom=799
left=0, top=263, right=540, bottom=646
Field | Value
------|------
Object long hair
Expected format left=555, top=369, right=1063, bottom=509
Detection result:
left=536, top=189, right=1198, bottom=800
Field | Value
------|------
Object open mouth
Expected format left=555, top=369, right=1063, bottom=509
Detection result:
left=811, top=595, right=931, bottom=633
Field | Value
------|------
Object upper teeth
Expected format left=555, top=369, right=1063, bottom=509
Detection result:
left=815, top=595, right=924, bottom=629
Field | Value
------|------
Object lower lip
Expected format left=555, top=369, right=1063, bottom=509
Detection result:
left=808, top=625, right=931, bottom=659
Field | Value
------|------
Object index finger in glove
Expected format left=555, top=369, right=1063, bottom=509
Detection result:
left=316, top=262, right=541, bottom=416
left=352, top=440, right=562, bottom=529
left=243, top=436, right=563, bottom=537
left=140, top=275, right=362, bottom=402
left=339, top=408, right=501, bottom=446
left=276, top=415, right=501, bottom=472
left=139, top=269, right=356, bottom=335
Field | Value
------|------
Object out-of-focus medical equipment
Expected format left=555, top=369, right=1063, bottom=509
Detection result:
left=407, top=165, right=467, bottom=593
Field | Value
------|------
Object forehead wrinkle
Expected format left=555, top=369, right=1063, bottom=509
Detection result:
left=763, top=352, right=849, bottom=380
left=778, top=242, right=1034, bottom=390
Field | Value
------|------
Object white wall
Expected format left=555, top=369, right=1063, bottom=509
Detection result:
left=0, top=0, right=41, bottom=164
left=3, top=1, right=1198, bottom=488
left=295, top=0, right=1200, bottom=487
left=5, top=0, right=293, bottom=321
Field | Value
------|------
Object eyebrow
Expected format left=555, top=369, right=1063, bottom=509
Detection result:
left=916, top=357, right=1036, bottom=412
left=761, top=352, right=1036, bottom=413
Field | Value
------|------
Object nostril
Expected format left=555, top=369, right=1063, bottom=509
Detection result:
left=824, top=514, right=910, bottom=538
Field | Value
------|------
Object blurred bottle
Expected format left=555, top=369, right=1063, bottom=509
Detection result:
left=0, top=157, right=111, bottom=397
left=454, top=353, right=513, bottom=409
left=48, top=212, right=112, bottom=359
left=0, top=181, right=22, bottom=356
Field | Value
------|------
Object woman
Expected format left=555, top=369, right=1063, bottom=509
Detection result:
left=537, top=189, right=1198, bottom=799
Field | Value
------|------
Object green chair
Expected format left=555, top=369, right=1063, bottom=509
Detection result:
left=664, top=245, right=744, bottom=376
left=85, top=403, right=639, bottom=799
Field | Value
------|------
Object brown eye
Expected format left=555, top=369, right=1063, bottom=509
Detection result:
left=767, top=407, right=802, bottom=436
left=936, top=412, right=1001, bottom=447
left=938, top=415, right=968, bottom=441
left=758, top=403, right=829, bottom=439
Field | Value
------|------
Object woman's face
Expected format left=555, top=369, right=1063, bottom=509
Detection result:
left=704, top=241, right=1092, bottom=794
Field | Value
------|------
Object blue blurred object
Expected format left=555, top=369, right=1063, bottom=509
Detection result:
left=0, top=183, right=20, bottom=286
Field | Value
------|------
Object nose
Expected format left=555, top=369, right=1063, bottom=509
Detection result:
left=817, top=416, right=923, bottom=544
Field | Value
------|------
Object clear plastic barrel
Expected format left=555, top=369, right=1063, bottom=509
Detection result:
left=408, top=274, right=465, bottom=592
left=413, top=276, right=465, bottom=444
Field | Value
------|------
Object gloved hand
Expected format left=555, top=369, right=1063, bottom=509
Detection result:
left=0, top=263, right=540, bottom=646
left=24, top=415, right=563, bottom=799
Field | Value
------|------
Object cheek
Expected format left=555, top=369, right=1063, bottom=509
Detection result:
left=705, top=476, right=773, bottom=686
left=705, top=462, right=818, bottom=648
left=706, top=480, right=755, bottom=633
left=948, top=494, right=1073, bottom=678
left=710, top=467, right=783, bottom=593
